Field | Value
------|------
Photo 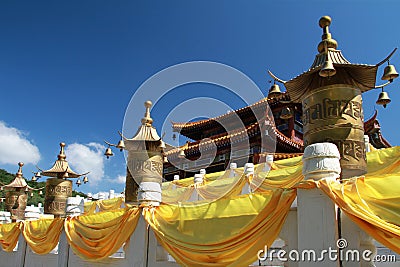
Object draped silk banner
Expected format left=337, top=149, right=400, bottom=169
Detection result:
left=0, top=222, right=21, bottom=252
left=22, top=218, right=64, bottom=254
left=316, top=175, right=400, bottom=254
left=64, top=207, right=140, bottom=260
left=144, top=189, right=296, bottom=267
left=84, top=197, right=124, bottom=214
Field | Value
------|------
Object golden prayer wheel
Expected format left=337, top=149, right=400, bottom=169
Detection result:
left=302, top=84, right=366, bottom=178
left=5, top=190, right=27, bottom=221
left=125, top=167, right=138, bottom=203
left=44, top=178, right=72, bottom=217
left=126, top=150, right=163, bottom=203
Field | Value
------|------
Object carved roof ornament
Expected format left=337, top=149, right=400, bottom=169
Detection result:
left=2, top=162, right=35, bottom=190
left=129, top=101, right=161, bottom=142
left=40, top=142, right=88, bottom=179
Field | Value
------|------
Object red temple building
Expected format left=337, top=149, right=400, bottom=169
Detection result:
left=163, top=91, right=390, bottom=180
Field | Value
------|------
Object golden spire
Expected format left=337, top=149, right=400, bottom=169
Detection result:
left=141, top=101, right=154, bottom=126
left=317, top=16, right=338, bottom=53
left=16, top=162, right=24, bottom=178
left=58, top=142, right=67, bottom=161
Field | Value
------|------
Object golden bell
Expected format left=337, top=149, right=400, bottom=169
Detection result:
left=83, top=176, right=89, bottom=184
left=30, top=192, right=34, bottom=197
left=116, top=139, right=125, bottom=151
left=376, top=91, right=391, bottom=108
left=31, top=176, right=37, bottom=182
left=104, top=147, right=113, bottom=158
left=280, top=107, right=293, bottom=120
left=39, top=190, right=43, bottom=195
left=268, top=83, right=282, bottom=98
left=319, top=58, right=336, bottom=77
left=35, top=171, right=41, bottom=178
left=381, top=64, right=399, bottom=81
left=178, top=149, right=185, bottom=158
left=76, top=179, right=81, bottom=186
left=159, top=140, right=166, bottom=149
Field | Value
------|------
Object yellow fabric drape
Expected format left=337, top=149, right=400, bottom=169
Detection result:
left=22, top=218, right=64, bottom=254
left=0, top=222, right=21, bottom=252
left=195, top=174, right=247, bottom=200
left=162, top=185, right=195, bottom=203
left=84, top=201, right=97, bottom=214
left=316, top=175, right=400, bottom=254
left=254, top=162, right=304, bottom=191
left=64, top=207, right=140, bottom=260
left=84, top=197, right=124, bottom=214
left=97, top=197, right=124, bottom=212
left=365, top=146, right=400, bottom=175
left=144, top=189, right=296, bottom=267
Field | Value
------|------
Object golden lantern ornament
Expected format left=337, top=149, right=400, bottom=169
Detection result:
left=105, top=101, right=166, bottom=206
left=38, top=142, right=89, bottom=217
left=268, top=15, right=399, bottom=179
left=2, top=162, right=35, bottom=221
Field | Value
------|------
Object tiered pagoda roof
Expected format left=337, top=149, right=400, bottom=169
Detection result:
left=40, top=143, right=85, bottom=179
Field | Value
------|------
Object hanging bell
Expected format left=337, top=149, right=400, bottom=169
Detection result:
left=159, top=140, right=166, bottom=149
left=83, top=176, right=89, bottom=184
left=319, top=58, right=336, bottom=78
left=104, top=147, right=113, bottom=158
left=116, top=139, right=125, bottom=151
left=280, top=107, right=293, bottom=120
left=31, top=176, right=37, bottom=182
left=30, top=192, right=34, bottom=197
left=39, top=190, right=43, bottom=195
left=381, top=64, right=399, bottom=81
left=178, top=149, right=185, bottom=158
left=76, top=179, right=82, bottom=187
left=376, top=91, right=391, bottom=108
left=163, top=156, right=168, bottom=163
left=268, top=83, right=282, bottom=98
left=35, top=171, right=41, bottom=178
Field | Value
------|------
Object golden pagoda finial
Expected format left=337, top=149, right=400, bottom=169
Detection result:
left=141, top=101, right=154, bottom=126
left=58, top=142, right=67, bottom=161
left=317, top=16, right=338, bottom=53
left=16, top=162, right=24, bottom=178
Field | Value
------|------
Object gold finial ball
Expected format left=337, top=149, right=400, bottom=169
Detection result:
left=60, top=142, right=66, bottom=147
left=144, top=101, right=152, bottom=108
left=319, top=16, right=332, bottom=28
left=18, top=162, right=24, bottom=167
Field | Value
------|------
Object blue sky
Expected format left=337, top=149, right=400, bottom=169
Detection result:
left=0, top=1, right=399, bottom=194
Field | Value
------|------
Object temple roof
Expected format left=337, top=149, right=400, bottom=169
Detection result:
left=166, top=121, right=303, bottom=159
left=2, top=162, right=35, bottom=190
left=364, top=110, right=391, bottom=148
left=171, top=93, right=291, bottom=137
left=41, top=143, right=84, bottom=179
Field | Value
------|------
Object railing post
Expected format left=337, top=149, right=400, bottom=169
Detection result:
left=57, top=230, right=70, bottom=267
left=297, top=142, right=341, bottom=267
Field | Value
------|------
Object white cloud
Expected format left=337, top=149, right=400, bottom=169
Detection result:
left=0, top=121, right=41, bottom=165
left=116, top=174, right=126, bottom=184
left=65, top=142, right=106, bottom=185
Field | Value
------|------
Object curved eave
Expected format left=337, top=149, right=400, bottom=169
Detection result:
left=129, top=125, right=161, bottom=142
left=41, top=161, right=82, bottom=178
left=284, top=64, right=378, bottom=103
left=171, top=93, right=292, bottom=135
left=3, top=177, right=34, bottom=190
left=166, top=121, right=303, bottom=158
